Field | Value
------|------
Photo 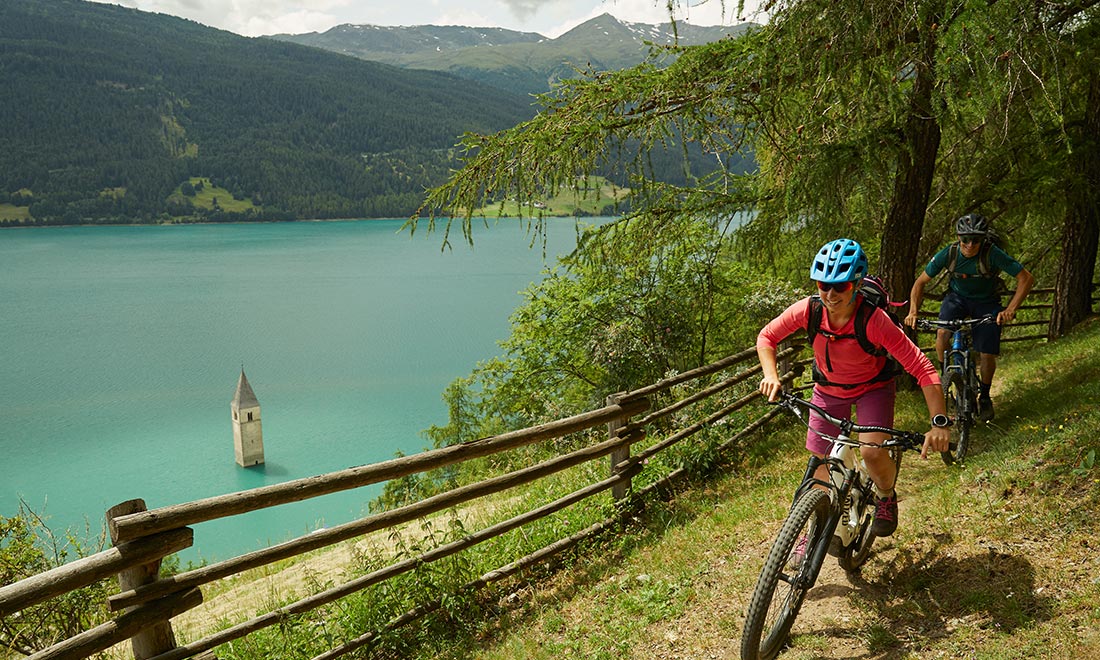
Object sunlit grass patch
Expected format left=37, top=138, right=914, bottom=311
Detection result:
left=0, top=202, right=32, bottom=221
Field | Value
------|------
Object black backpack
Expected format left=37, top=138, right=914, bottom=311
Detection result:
left=945, top=241, right=999, bottom=279
left=944, top=240, right=1009, bottom=298
left=806, top=275, right=904, bottom=388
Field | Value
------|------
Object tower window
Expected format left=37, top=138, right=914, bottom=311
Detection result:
left=247, top=412, right=253, bottom=421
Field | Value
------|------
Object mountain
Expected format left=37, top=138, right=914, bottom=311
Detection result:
left=271, top=14, right=752, bottom=95
left=268, top=24, right=548, bottom=62
left=0, top=0, right=536, bottom=225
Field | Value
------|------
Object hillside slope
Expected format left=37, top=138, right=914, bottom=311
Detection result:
left=0, top=0, right=535, bottom=224
left=462, top=318, right=1100, bottom=658
left=161, top=319, right=1100, bottom=659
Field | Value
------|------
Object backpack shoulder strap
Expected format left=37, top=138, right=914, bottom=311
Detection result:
left=806, top=295, right=824, bottom=344
left=978, top=242, right=995, bottom=276
left=946, top=242, right=960, bottom=277
left=853, top=298, right=887, bottom=357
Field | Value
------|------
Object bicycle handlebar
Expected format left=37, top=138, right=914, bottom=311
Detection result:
left=914, top=315, right=997, bottom=332
left=770, top=391, right=927, bottom=451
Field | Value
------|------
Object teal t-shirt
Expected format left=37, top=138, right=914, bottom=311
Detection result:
left=924, top=242, right=1024, bottom=303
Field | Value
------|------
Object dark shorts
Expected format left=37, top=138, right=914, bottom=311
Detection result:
left=806, top=382, right=896, bottom=456
left=939, top=291, right=1002, bottom=355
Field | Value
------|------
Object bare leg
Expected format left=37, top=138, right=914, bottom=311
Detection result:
left=936, top=329, right=950, bottom=366
left=979, top=352, right=997, bottom=386
left=860, top=431, right=896, bottom=493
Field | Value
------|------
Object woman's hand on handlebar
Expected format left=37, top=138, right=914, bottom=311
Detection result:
left=903, top=311, right=920, bottom=328
left=759, top=375, right=783, bottom=402
left=921, top=426, right=952, bottom=459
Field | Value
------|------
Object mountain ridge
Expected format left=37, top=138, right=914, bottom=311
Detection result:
left=269, top=13, right=752, bottom=95
left=0, top=1, right=751, bottom=226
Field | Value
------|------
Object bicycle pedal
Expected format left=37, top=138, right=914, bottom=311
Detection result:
left=826, top=536, right=843, bottom=557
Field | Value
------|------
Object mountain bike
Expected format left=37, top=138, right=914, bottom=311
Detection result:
left=740, top=392, right=927, bottom=660
left=915, top=315, right=996, bottom=463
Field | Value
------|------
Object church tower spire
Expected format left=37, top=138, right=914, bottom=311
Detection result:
left=231, top=370, right=264, bottom=467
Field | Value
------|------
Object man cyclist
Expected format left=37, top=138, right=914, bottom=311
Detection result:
left=757, top=238, right=951, bottom=539
left=903, top=213, right=1034, bottom=421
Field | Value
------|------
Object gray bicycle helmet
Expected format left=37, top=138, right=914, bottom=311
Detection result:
left=955, top=213, right=990, bottom=237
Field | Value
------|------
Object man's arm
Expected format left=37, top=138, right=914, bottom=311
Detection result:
left=904, top=271, right=933, bottom=328
left=999, top=268, right=1035, bottom=324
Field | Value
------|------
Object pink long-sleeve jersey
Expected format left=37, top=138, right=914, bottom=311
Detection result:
left=757, top=296, right=940, bottom=398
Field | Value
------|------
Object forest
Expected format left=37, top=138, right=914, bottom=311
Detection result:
left=0, top=0, right=536, bottom=225
left=411, top=0, right=1099, bottom=451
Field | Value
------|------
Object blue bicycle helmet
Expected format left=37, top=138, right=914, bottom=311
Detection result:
left=810, top=238, right=867, bottom=283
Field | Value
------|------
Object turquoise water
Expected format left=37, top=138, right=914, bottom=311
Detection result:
left=0, top=219, right=587, bottom=563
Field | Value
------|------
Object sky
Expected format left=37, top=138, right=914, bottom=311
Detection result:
left=93, top=1, right=765, bottom=39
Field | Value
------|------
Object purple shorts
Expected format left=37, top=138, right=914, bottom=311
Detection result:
left=806, top=382, right=896, bottom=455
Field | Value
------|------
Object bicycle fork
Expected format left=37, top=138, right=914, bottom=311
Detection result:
left=786, top=456, right=856, bottom=582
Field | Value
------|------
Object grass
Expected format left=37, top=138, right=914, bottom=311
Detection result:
left=471, top=176, right=628, bottom=218
left=0, top=202, right=32, bottom=222
left=169, top=177, right=258, bottom=213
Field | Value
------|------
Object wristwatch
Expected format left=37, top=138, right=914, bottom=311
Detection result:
left=931, top=414, right=951, bottom=428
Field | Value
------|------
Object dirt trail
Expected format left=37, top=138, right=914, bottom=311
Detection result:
left=632, top=497, right=920, bottom=660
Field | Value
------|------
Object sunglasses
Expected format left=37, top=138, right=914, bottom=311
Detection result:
left=959, top=236, right=983, bottom=246
left=816, top=280, right=854, bottom=293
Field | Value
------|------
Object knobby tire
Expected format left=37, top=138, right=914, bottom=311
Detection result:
left=943, top=370, right=971, bottom=464
left=741, top=488, right=831, bottom=660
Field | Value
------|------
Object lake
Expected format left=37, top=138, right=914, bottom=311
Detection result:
left=0, top=218, right=592, bottom=563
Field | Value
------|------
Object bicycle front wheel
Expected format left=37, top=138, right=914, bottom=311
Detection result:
left=943, top=370, right=971, bottom=464
left=838, top=486, right=875, bottom=572
left=741, top=488, right=831, bottom=660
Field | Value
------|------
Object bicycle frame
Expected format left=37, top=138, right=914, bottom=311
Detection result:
left=944, top=326, right=980, bottom=398
left=785, top=437, right=878, bottom=587
left=793, top=437, right=862, bottom=518
left=916, top=315, right=994, bottom=463
left=793, top=418, right=903, bottom=554
left=781, top=393, right=918, bottom=558
left=740, top=393, right=925, bottom=660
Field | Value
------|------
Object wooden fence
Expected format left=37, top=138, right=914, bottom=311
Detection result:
left=0, top=344, right=805, bottom=660
left=0, top=282, right=1086, bottom=660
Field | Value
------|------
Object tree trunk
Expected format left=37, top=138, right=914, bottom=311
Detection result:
left=879, top=23, right=941, bottom=305
left=1050, top=69, right=1100, bottom=338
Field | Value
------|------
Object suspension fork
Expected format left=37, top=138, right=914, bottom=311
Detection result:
left=797, top=460, right=857, bottom=585
left=791, top=455, right=827, bottom=508
left=792, top=456, right=854, bottom=528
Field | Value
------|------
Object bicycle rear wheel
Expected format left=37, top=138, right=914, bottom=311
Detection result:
left=943, top=370, right=971, bottom=464
left=741, top=488, right=831, bottom=660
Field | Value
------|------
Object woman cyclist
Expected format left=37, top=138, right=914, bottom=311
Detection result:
left=756, top=238, right=951, bottom=537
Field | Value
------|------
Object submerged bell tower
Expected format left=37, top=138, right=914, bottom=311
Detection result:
left=231, top=370, right=264, bottom=467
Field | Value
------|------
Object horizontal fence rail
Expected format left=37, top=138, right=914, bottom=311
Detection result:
left=2, top=281, right=1073, bottom=660
left=110, top=398, right=649, bottom=544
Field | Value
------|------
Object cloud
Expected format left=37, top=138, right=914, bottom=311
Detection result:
left=101, top=0, right=352, bottom=36
left=500, top=0, right=545, bottom=21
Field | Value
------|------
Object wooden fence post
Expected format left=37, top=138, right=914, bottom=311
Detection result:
left=607, top=392, right=632, bottom=501
left=107, top=499, right=180, bottom=660
left=776, top=339, right=792, bottom=387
